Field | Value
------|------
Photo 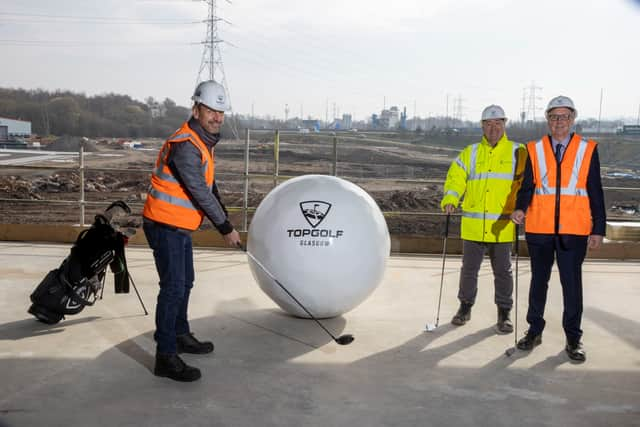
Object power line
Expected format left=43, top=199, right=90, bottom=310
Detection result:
left=525, top=81, right=543, bottom=126
left=195, top=0, right=239, bottom=139
left=0, top=39, right=195, bottom=47
left=0, top=12, right=200, bottom=24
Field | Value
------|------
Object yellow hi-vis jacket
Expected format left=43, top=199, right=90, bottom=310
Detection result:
left=440, top=134, right=527, bottom=242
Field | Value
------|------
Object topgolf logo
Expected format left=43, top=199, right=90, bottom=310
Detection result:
left=286, top=200, right=344, bottom=245
left=299, top=201, right=331, bottom=228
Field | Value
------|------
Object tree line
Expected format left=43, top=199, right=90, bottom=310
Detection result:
left=0, top=87, right=192, bottom=138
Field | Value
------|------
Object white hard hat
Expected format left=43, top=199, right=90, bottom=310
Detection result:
left=481, top=105, right=507, bottom=121
left=191, top=80, right=230, bottom=112
left=545, top=95, right=577, bottom=118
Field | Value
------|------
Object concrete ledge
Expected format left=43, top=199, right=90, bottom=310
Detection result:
left=1, top=223, right=639, bottom=259
left=0, top=223, right=248, bottom=248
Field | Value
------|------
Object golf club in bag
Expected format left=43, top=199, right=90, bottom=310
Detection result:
left=28, top=201, right=148, bottom=324
left=505, top=223, right=520, bottom=357
left=240, top=245, right=354, bottom=345
left=426, top=213, right=450, bottom=332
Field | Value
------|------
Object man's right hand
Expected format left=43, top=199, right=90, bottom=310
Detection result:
left=444, top=204, right=455, bottom=214
left=223, top=229, right=242, bottom=248
left=511, top=209, right=525, bottom=224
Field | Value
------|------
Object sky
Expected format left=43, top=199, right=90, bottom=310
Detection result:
left=2, top=0, right=640, bottom=122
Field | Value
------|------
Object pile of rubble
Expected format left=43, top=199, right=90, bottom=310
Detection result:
left=374, top=188, right=442, bottom=211
left=44, top=136, right=99, bottom=152
left=0, top=172, right=148, bottom=200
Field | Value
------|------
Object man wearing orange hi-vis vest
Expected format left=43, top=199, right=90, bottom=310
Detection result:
left=143, top=80, right=242, bottom=382
left=511, top=96, right=606, bottom=363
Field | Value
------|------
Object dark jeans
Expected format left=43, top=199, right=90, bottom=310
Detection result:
left=143, top=221, right=194, bottom=354
left=525, top=233, right=588, bottom=344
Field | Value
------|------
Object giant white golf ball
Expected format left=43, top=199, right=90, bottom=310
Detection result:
left=247, top=174, right=390, bottom=318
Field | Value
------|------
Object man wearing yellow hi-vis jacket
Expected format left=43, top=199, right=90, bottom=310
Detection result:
left=440, top=105, right=527, bottom=333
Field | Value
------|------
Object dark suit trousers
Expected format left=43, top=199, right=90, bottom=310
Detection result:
left=525, top=233, right=588, bottom=344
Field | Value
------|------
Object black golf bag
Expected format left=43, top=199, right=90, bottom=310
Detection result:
left=28, top=201, right=137, bottom=324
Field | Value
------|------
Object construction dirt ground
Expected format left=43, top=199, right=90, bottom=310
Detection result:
left=1, top=131, right=639, bottom=237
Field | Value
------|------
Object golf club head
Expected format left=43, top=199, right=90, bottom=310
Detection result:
left=335, top=334, right=354, bottom=345
left=425, top=323, right=437, bottom=332
left=505, top=347, right=516, bottom=357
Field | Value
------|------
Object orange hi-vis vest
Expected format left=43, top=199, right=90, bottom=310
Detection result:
left=143, top=122, right=215, bottom=231
left=525, top=134, right=596, bottom=236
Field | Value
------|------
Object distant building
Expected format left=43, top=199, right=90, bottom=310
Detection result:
left=147, top=101, right=167, bottom=118
left=301, top=119, right=321, bottom=132
left=0, top=117, right=32, bottom=140
left=371, top=114, right=379, bottom=128
left=342, top=114, right=352, bottom=130
left=379, top=107, right=399, bottom=129
left=618, top=125, right=640, bottom=136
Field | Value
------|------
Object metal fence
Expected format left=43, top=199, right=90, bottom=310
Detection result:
left=1, top=130, right=639, bottom=230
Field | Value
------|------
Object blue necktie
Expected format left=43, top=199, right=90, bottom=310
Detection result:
left=555, top=144, right=563, bottom=162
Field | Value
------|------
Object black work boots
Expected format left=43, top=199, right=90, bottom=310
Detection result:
left=565, top=341, right=586, bottom=362
left=177, top=332, right=214, bottom=354
left=516, top=331, right=542, bottom=350
left=154, top=353, right=201, bottom=382
left=496, top=307, right=513, bottom=334
left=154, top=333, right=214, bottom=382
left=451, top=302, right=472, bottom=325
left=451, top=303, right=514, bottom=336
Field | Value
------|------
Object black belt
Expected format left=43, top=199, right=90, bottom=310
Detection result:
left=143, top=218, right=191, bottom=234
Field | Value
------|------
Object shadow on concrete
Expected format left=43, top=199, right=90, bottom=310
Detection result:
left=1, top=307, right=639, bottom=427
left=0, top=316, right=101, bottom=340
left=586, top=306, right=640, bottom=349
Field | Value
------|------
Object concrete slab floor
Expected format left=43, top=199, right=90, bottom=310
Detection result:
left=0, top=242, right=638, bottom=427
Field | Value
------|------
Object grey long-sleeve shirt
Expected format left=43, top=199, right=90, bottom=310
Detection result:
left=165, top=117, right=233, bottom=235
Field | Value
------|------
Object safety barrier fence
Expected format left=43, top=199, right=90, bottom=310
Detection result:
left=1, top=129, right=639, bottom=231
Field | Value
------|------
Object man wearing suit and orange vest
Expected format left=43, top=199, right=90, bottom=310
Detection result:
left=143, top=80, right=242, bottom=381
left=511, top=96, right=606, bottom=362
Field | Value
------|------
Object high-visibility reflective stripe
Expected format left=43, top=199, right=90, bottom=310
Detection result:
left=468, top=172, right=514, bottom=181
left=154, top=169, right=180, bottom=183
left=469, top=143, right=478, bottom=177
left=444, top=190, right=460, bottom=198
left=149, top=188, right=198, bottom=210
left=465, top=141, right=519, bottom=181
left=455, top=158, right=467, bottom=173
left=168, top=133, right=192, bottom=142
left=462, top=211, right=512, bottom=220
left=534, top=139, right=549, bottom=190
left=153, top=137, right=211, bottom=186
left=535, top=187, right=588, bottom=196
left=534, top=138, right=589, bottom=197
left=567, top=139, right=588, bottom=192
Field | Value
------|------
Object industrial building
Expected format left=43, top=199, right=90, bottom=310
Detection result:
left=618, top=125, right=640, bottom=135
left=0, top=116, right=32, bottom=140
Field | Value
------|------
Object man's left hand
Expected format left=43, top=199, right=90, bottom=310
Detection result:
left=588, top=234, right=604, bottom=250
left=223, top=229, right=242, bottom=248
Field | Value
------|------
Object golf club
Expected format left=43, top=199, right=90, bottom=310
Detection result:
left=505, top=223, right=520, bottom=357
left=239, top=244, right=354, bottom=346
left=426, top=213, right=450, bottom=332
